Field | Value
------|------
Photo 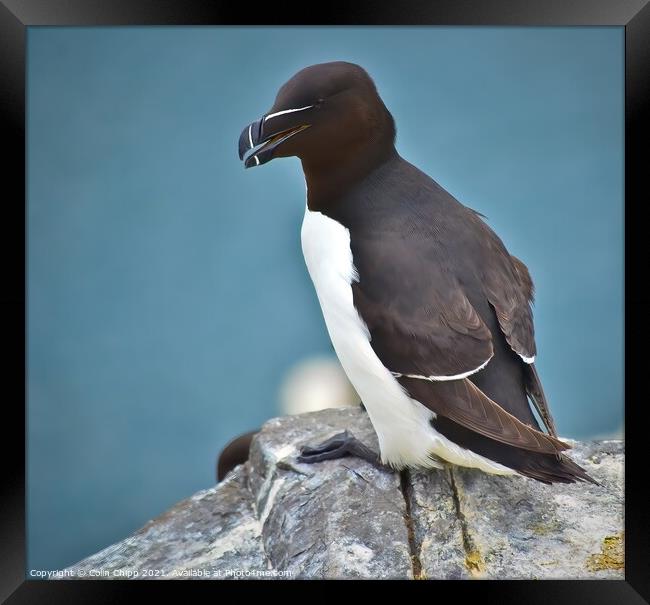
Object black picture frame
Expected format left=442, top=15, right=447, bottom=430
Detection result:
left=3, top=0, right=647, bottom=602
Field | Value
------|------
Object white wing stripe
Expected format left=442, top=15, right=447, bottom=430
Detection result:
left=391, top=354, right=493, bottom=382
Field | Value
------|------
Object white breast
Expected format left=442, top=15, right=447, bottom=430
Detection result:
left=300, top=206, right=516, bottom=474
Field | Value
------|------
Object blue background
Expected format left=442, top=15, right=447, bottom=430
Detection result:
left=27, top=27, right=623, bottom=572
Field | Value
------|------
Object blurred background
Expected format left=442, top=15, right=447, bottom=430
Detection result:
left=27, top=27, right=623, bottom=572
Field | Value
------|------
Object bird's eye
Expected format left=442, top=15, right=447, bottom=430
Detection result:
left=316, top=97, right=324, bottom=107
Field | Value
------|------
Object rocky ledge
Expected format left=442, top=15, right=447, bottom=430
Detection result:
left=63, top=408, right=624, bottom=580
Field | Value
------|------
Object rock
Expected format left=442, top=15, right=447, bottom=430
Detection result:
left=62, top=408, right=624, bottom=580
left=439, top=440, right=623, bottom=579
left=63, top=465, right=268, bottom=580
left=247, top=408, right=412, bottom=579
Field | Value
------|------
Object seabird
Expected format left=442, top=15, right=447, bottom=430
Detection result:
left=236, top=61, right=596, bottom=485
left=217, top=430, right=258, bottom=482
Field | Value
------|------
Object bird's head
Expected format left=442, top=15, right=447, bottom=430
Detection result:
left=238, top=62, right=395, bottom=172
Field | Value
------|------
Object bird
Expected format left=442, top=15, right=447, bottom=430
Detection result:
left=236, top=60, right=596, bottom=485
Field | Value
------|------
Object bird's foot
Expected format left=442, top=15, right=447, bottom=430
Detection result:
left=297, top=430, right=382, bottom=468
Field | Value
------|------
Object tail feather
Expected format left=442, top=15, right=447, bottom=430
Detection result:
left=431, top=414, right=600, bottom=485
left=515, top=452, right=601, bottom=486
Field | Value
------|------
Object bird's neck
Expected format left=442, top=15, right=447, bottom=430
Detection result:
left=302, top=143, right=398, bottom=214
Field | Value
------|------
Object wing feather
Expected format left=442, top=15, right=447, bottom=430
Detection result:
left=398, top=376, right=570, bottom=454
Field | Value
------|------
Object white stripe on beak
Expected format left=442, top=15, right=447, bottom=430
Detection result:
left=247, top=124, right=254, bottom=148
left=263, top=105, right=314, bottom=123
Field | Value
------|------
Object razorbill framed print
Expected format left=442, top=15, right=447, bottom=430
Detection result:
left=9, top=0, right=647, bottom=600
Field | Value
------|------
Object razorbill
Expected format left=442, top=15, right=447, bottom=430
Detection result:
left=237, top=61, right=596, bottom=485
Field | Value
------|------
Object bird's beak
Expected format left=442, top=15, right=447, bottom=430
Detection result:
left=238, top=105, right=313, bottom=168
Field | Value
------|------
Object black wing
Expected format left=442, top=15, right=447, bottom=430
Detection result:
left=350, top=230, right=494, bottom=380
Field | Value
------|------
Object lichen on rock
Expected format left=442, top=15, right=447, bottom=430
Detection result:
left=586, top=533, right=624, bottom=572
